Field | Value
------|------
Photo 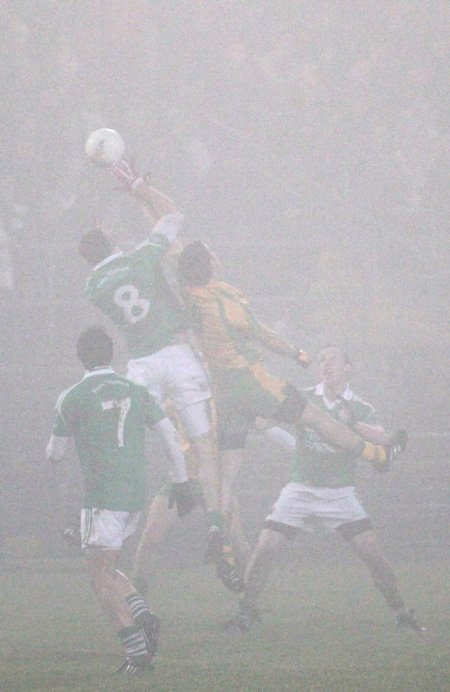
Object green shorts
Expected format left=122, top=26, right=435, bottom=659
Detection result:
left=212, top=363, right=297, bottom=450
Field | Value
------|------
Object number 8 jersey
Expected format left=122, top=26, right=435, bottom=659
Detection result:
left=85, top=216, right=188, bottom=358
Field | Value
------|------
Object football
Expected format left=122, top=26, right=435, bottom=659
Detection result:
left=85, top=128, right=125, bottom=166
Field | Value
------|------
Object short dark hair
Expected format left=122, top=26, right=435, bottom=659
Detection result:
left=76, top=327, right=113, bottom=370
left=177, top=241, right=213, bottom=286
left=78, top=226, right=113, bottom=266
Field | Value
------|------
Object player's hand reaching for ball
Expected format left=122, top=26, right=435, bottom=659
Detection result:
left=109, top=158, right=144, bottom=193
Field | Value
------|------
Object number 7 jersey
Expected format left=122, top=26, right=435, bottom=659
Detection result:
left=85, top=234, right=187, bottom=358
left=51, top=368, right=165, bottom=510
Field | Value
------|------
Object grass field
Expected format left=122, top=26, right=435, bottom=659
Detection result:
left=1, top=555, right=449, bottom=692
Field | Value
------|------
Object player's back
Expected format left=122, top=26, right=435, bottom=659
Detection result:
left=58, top=370, right=162, bottom=510
left=183, top=281, right=262, bottom=370
left=86, top=243, right=187, bottom=358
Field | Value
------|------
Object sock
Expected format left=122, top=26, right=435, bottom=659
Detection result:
left=118, top=625, right=149, bottom=662
left=222, top=541, right=236, bottom=566
left=126, top=592, right=151, bottom=624
left=207, top=510, right=223, bottom=531
left=133, top=575, right=150, bottom=598
left=360, top=441, right=387, bottom=463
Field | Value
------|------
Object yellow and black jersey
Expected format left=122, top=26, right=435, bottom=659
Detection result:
left=183, top=281, right=263, bottom=370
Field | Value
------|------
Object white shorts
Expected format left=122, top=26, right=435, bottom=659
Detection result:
left=81, top=508, right=141, bottom=551
left=266, top=482, right=368, bottom=534
left=126, top=343, right=211, bottom=410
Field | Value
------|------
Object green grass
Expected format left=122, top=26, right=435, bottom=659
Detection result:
left=1, top=559, right=449, bottom=692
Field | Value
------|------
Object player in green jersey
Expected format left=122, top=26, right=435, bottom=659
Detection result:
left=225, top=345, right=424, bottom=634
left=78, top=166, right=231, bottom=581
left=46, top=326, right=194, bottom=674
left=79, top=158, right=240, bottom=592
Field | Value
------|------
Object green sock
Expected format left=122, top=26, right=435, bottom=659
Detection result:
left=207, top=510, right=223, bottom=531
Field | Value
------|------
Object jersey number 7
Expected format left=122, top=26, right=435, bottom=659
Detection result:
left=102, top=398, right=131, bottom=447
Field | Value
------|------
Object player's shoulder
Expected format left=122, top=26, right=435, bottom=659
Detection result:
left=86, top=255, right=128, bottom=293
left=214, top=281, right=248, bottom=304
left=55, top=377, right=86, bottom=412
left=126, top=377, right=150, bottom=397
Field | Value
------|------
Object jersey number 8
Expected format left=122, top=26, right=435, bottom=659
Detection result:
left=114, top=284, right=150, bottom=324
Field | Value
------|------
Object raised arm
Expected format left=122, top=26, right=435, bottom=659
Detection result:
left=252, top=318, right=311, bottom=368
left=109, top=159, right=180, bottom=227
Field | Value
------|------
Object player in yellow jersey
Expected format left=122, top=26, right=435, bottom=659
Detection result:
left=177, top=241, right=408, bottom=570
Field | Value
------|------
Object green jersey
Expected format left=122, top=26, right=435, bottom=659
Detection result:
left=292, top=384, right=380, bottom=488
left=85, top=225, right=187, bottom=358
left=51, top=368, right=165, bottom=510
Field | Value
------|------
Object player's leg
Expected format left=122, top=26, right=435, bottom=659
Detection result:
left=188, top=424, right=222, bottom=524
left=229, top=495, right=252, bottom=573
left=82, top=509, right=160, bottom=672
left=207, top=446, right=247, bottom=592
left=245, top=365, right=407, bottom=468
left=224, top=526, right=287, bottom=631
left=278, top=391, right=407, bottom=469
left=85, top=550, right=157, bottom=671
left=128, top=349, right=225, bottom=557
left=175, top=399, right=245, bottom=591
left=345, top=527, right=424, bottom=631
left=220, top=448, right=244, bottom=522
left=85, top=549, right=135, bottom=629
left=243, top=527, right=287, bottom=609
left=178, top=399, right=223, bottom=531
left=132, top=490, right=180, bottom=596
left=164, top=344, right=224, bottom=533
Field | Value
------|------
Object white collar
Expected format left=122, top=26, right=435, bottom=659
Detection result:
left=93, top=252, right=124, bottom=271
left=315, top=382, right=353, bottom=408
left=83, top=367, right=115, bottom=379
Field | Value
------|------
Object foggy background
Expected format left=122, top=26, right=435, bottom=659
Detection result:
left=0, top=1, right=448, bottom=565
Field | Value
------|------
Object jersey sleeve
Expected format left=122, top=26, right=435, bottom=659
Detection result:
left=135, top=212, right=185, bottom=256
left=132, top=214, right=183, bottom=266
left=151, top=212, right=184, bottom=244
left=51, top=389, right=74, bottom=437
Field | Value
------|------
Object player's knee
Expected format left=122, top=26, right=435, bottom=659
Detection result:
left=273, top=389, right=307, bottom=424
left=256, top=526, right=287, bottom=555
left=338, top=518, right=373, bottom=542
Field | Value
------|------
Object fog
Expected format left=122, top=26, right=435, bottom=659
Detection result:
left=0, top=2, right=448, bottom=564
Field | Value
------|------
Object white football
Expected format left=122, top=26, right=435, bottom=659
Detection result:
left=85, top=128, right=125, bottom=166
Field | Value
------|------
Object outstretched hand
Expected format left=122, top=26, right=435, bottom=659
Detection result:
left=109, top=158, right=144, bottom=192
